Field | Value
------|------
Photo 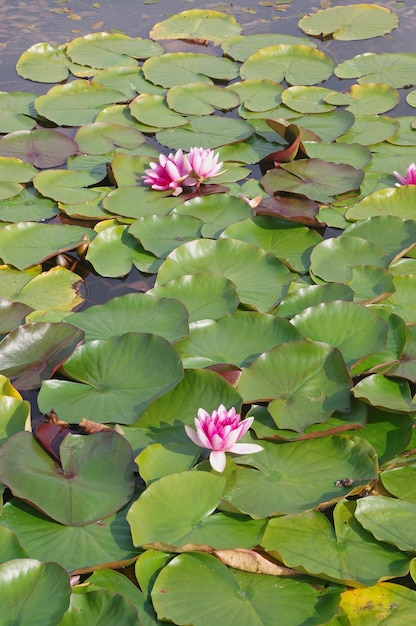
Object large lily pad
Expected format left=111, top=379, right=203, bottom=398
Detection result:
left=335, top=53, right=416, bottom=88
left=142, top=53, right=238, bottom=88
left=156, top=115, right=254, bottom=151
left=66, top=293, right=188, bottom=342
left=223, top=435, right=378, bottom=518
left=16, top=43, right=70, bottom=82
left=0, top=222, right=96, bottom=270
left=263, top=499, right=409, bottom=586
left=0, top=430, right=135, bottom=525
left=0, top=130, right=78, bottom=168
left=66, top=32, right=163, bottom=68
left=155, top=238, right=292, bottom=313
left=298, top=5, right=398, bottom=41
left=237, top=340, right=351, bottom=432
left=240, top=45, right=334, bottom=86
left=150, top=10, right=241, bottom=45
left=37, top=332, right=184, bottom=424
left=0, top=322, right=84, bottom=390
left=261, top=159, right=364, bottom=204
left=0, top=559, right=71, bottom=625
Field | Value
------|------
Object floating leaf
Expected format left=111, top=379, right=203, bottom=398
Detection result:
left=346, top=186, right=416, bottom=221
left=142, top=53, right=238, bottom=88
left=150, top=10, right=242, bottom=45
left=324, top=83, right=399, bottom=115
left=175, top=311, right=302, bottom=369
left=356, top=495, right=416, bottom=553
left=38, top=332, right=184, bottom=424
left=0, top=430, right=135, bottom=525
left=0, top=130, right=78, bottom=168
left=129, top=214, right=203, bottom=258
left=223, top=435, right=378, bottom=517
left=35, top=81, right=126, bottom=126
left=353, top=374, right=416, bottom=413
left=156, top=115, right=254, bottom=151
left=0, top=91, right=36, bottom=133
left=74, top=122, right=145, bottom=155
left=222, top=33, right=317, bottom=62
left=130, top=94, right=189, bottom=129
left=33, top=169, right=104, bottom=204
left=155, top=238, right=292, bottom=313
left=0, top=559, right=70, bottom=624
left=225, top=79, right=283, bottom=112
left=0, top=321, right=84, bottom=390
left=167, top=83, right=240, bottom=115
left=240, top=45, right=334, bottom=86
left=298, top=5, right=398, bottom=41
left=0, top=222, right=95, bottom=270
left=261, top=159, right=364, bottom=204
left=335, top=52, right=416, bottom=88
left=66, top=32, right=163, bottom=68
left=340, top=583, right=416, bottom=625
left=237, top=340, right=351, bottom=432
left=65, top=293, right=189, bottom=342
left=16, top=43, right=70, bottom=82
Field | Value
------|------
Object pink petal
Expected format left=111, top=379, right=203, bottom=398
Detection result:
left=228, top=443, right=264, bottom=455
left=184, top=425, right=205, bottom=448
left=236, top=416, right=254, bottom=439
left=209, top=450, right=227, bottom=473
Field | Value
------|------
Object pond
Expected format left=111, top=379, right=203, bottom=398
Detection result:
left=1, top=1, right=416, bottom=624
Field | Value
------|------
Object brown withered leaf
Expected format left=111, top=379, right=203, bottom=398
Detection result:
left=254, top=195, right=324, bottom=227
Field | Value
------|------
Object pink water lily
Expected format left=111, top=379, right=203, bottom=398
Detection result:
left=185, top=404, right=263, bottom=473
left=393, top=163, right=416, bottom=186
left=142, top=148, right=194, bottom=195
left=185, top=147, right=225, bottom=184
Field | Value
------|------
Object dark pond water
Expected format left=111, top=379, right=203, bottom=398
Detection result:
left=1, top=0, right=416, bottom=307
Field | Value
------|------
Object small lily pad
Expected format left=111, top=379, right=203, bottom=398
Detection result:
left=150, top=9, right=242, bottom=45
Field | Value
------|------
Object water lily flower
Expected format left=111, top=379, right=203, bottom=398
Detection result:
left=393, top=163, right=416, bottom=186
left=142, top=149, right=194, bottom=195
left=185, top=404, right=263, bottom=473
left=185, top=147, right=225, bottom=184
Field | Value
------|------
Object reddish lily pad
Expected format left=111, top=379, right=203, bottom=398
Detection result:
left=0, top=130, right=78, bottom=168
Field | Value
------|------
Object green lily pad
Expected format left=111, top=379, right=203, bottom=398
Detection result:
left=0, top=559, right=70, bottom=624
left=337, top=114, right=399, bottom=145
left=240, top=45, right=334, bottom=86
left=0, top=188, right=58, bottom=223
left=222, top=33, right=317, bottom=62
left=92, top=66, right=165, bottom=100
left=16, top=43, right=70, bottom=82
left=0, top=430, right=135, bottom=525
left=282, top=86, right=336, bottom=114
left=261, top=159, right=364, bottom=204
left=127, top=471, right=226, bottom=547
left=129, top=214, right=203, bottom=258
left=341, top=215, right=416, bottom=262
left=0, top=91, right=36, bottom=133
left=33, top=169, right=105, bottom=204
left=130, top=94, right=189, bottom=129
left=353, top=374, right=416, bottom=413
left=148, top=273, right=240, bottom=322
left=137, top=441, right=200, bottom=485
left=303, top=141, right=372, bottom=168
left=151, top=551, right=341, bottom=626
left=291, top=301, right=388, bottom=368
left=379, top=275, right=416, bottom=323
left=60, top=589, right=140, bottom=626
left=386, top=324, right=416, bottom=382
left=66, top=32, right=163, bottom=68
left=263, top=499, right=409, bottom=586
left=74, top=122, right=145, bottom=155
left=387, top=116, right=416, bottom=146
left=237, top=340, right=351, bottom=432
left=277, top=283, right=355, bottom=318
left=0, top=265, right=86, bottom=314
left=357, top=406, right=413, bottom=466
left=298, top=5, right=398, bottom=41
left=176, top=311, right=303, bottom=369
left=325, top=82, right=399, bottom=115
left=0, top=498, right=139, bottom=573
left=222, top=434, right=377, bottom=517
left=0, top=222, right=96, bottom=270
left=295, top=109, right=355, bottom=142
left=149, top=9, right=242, bottom=45
left=225, top=79, right=283, bottom=112
left=65, top=293, right=188, bottom=342
left=356, top=495, right=416, bottom=552
left=166, top=83, right=240, bottom=115
left=142, top=53, right=238, bottom=88
left=35, top=81, right=126, bottom=126
left=155, top=238, right=292, bottom=313
left=220, top=215, right=322, bottom=273
left=335, top=52, right=416, bottom=88
left=0, top=321, right=84, bottom=390
left=381, top=466, right=416, bottom=504
left=38, top=332, right=184, bottom=425
left=174, top=193, right=252, bottom=238
left=346, top=186, right=416, bottom=221
left=0, top=156, right=37, bottom=184
left=0, top=526, right=28, bottom=562
left=102, top=186, right=182, bottom=219
left=310, top=236, right=389, bottom=283
left=156, top=115, right=254, bottom=151
left=0, top=130, right=78, bottom=168
left=0, top=375, right=30, bottom=446
left=85, top=225, right=160, bottom=277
